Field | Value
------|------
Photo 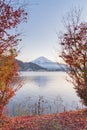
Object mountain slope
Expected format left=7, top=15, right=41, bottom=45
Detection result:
left=16, top=56, right=68, bottom=71
left=32, top=56, right=66, bottom=71
left=16, top=59, right=47, bottom=71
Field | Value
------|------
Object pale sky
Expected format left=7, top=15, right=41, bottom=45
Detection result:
left=17, top=0, right=87, bottom=62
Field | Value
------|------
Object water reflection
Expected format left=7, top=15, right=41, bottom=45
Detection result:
left=22, top=76, right=50, bottom=87
left=7, top=72, right=83, bottom=116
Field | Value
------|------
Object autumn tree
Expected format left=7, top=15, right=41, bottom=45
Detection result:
left=0, top=0, right=27, bottom=123
left=60, top=9, right=87, bottom=106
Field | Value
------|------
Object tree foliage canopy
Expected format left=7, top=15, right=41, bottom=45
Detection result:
left=0, top=0, right=27, bottom=124
left=60, top=9, right=87, bottom=106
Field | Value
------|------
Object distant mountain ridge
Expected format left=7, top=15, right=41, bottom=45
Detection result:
left=17, top=59, right=47, bottom=71
left=32, top=56, right=64, bottom=71
left=16, top=56, right=68, bottom=71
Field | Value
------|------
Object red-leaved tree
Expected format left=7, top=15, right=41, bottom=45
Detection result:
left=60, top=9, right=87, bottom=106
left=0, top=0, right=27, bottom=125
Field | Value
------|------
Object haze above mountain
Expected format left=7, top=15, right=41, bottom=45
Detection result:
left=17, top=56, right=68, bottom=71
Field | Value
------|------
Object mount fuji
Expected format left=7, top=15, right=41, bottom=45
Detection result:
left=31, top=56, right=67, bottom=71
left=17, top=56, right=68, bottom=71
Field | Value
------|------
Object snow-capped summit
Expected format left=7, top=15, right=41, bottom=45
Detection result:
left=32, top=56, right=63, bottom=70
left=32, top=56, right=53, bottom=64
left=17, top=56, right=68, bottom=71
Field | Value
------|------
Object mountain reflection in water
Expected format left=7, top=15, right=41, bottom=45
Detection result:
left=21, top=75, right=50, bottom=87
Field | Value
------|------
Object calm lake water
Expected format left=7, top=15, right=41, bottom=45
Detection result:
left=7, top=72, right=83, bottom=116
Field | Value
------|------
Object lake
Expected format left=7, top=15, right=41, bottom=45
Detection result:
left=7, top=71, right=83, bottom=116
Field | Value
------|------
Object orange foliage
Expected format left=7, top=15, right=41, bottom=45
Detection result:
left=0, top=0, right=27, bottom=127
left=2, top=109, right=87, bottom=129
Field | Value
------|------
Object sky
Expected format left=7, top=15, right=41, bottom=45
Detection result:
left=17, top=0, right=87, bottom=62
